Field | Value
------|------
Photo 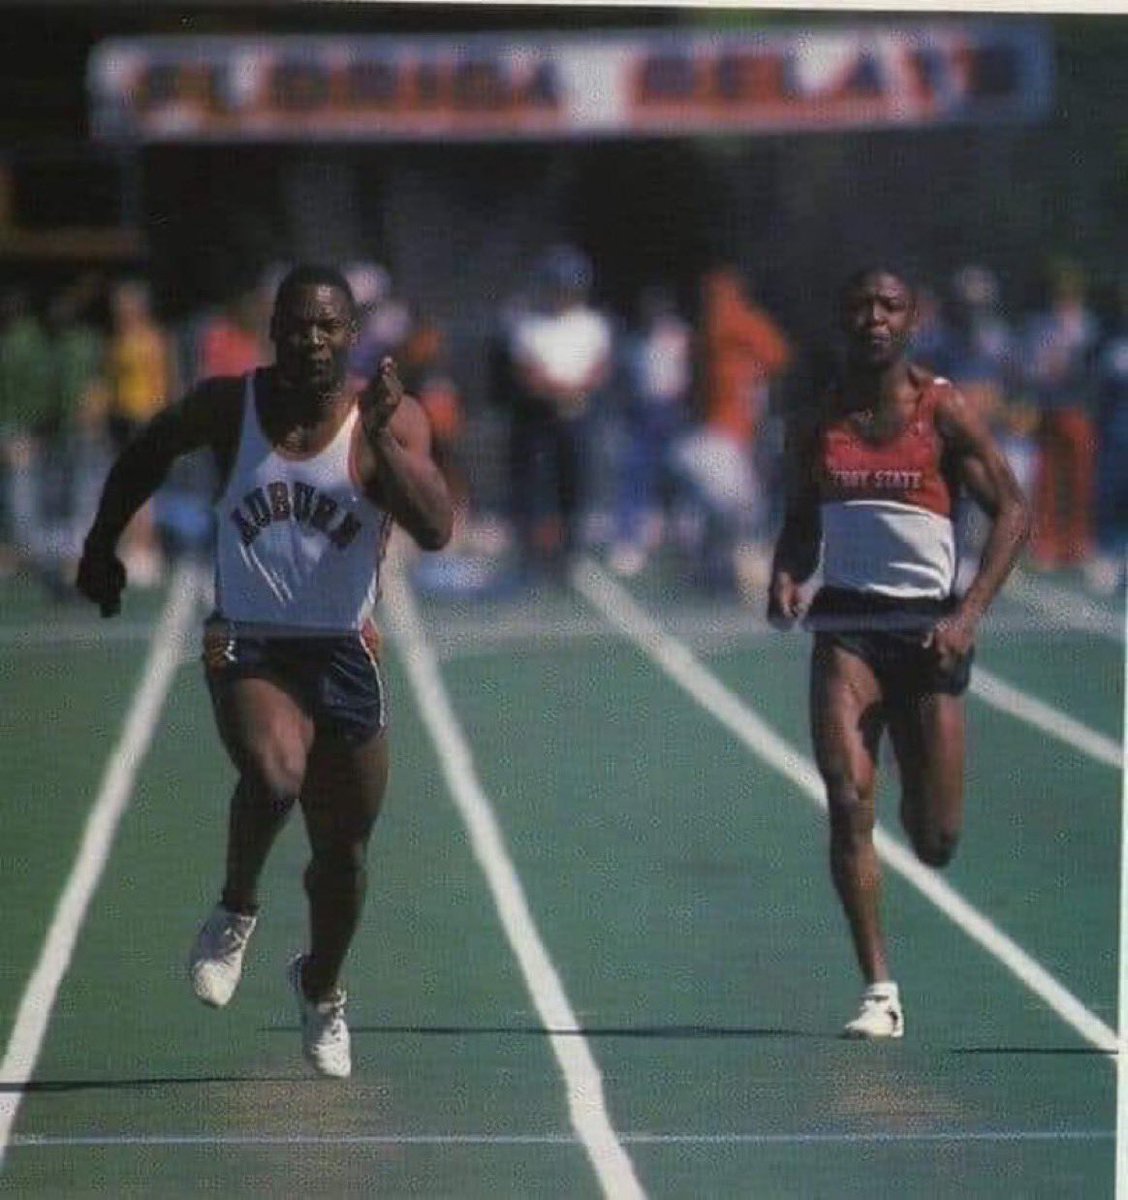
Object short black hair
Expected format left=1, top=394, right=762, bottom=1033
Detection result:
left=272, top=264, right=357, bottom=322
left=838, top=265, right=917, bottom=306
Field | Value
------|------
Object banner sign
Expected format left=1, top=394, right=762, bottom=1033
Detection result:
left=88, top=25, right=1052, bottom=143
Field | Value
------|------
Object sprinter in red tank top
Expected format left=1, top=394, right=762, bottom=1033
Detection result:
left=76, top=266, right=453, bottom=1078
left=768, top=268, right=1029, bottom=1039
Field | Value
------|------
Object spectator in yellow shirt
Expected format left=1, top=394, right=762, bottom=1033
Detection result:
left=104, top=278, right=178, bottom=583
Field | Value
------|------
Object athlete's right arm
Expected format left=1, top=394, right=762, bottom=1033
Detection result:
left=767, top=412, right=822, bottom=629
left=77, top=378, right=239, bottom=616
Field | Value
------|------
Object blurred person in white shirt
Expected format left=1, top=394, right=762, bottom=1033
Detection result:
left=608, top=285, right=692, bottom=577
left=507, top=244, right=612, bottom=578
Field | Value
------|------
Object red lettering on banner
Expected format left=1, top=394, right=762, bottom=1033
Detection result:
left=90, top=29, right=1048, bottom=142
left=712, top=52, right=788, bottom=104
left=238, top=54, right=563, bottom=121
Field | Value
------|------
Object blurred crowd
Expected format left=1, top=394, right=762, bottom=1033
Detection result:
left=2, top=251, right=1126, bottom=603
left=483, top=247, right=1128, bottom=601
left=909, top=259, right=1127, bottom=594
left=0, top=261, right=467, bottom=596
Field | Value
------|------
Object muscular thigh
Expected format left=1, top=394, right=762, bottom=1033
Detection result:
left=886, top=688, right=965, bottom=815
left=209, top=673, right=315, bottom=784
left=810, top=636, right=885, bottom=797
left=301, top=728, right=389, bottom=846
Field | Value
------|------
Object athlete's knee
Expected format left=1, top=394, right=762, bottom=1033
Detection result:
left=239, top=733, right=307, bottom=805
left=305, top=839, right=369, bottom=895
left=247, top=752, right=304, bottom=807
left=912, top=826, right=960, bottom=869
left=900, top=793, right=961, bottom=867
left=825, top=774, right=876, bottom=846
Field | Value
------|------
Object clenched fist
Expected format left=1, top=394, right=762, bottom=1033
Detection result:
left=76, top=539, right=127, bottom=617
left=359, top=356, right=404, bottom=441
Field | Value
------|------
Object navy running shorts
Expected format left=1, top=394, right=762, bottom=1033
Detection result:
left=201, top=614, right=387, bottom=743
left=804, top=587, right=973, bottom=697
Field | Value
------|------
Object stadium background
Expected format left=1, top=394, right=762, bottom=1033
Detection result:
left=0, top=4, right=1125, bottom=1198
left=2, top=4, right=1126, bottom=514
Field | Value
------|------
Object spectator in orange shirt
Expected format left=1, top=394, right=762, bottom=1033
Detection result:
left=673, top=265, right=791, bottom=598
left=397, top=311, right=468, bottom=526
left=1020, top=261, right=1100, bottom=569
left=701, top=265, right=791, bottom=446
left=196, top=284, right=269, bottom=382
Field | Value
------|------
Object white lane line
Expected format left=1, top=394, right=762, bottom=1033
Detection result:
left=571, top=558, right=1119, bottom=1058
left=0, top=564, right=201, bottom=1169
left=1117, top=617, right=1128, bottom=1200
left=0, top=622, right=158, bottom=648
left=971, top=667, right=1122, bottom=770
left=5, top=1128, right=1113, bottom=1149
left=1007, top=570, right=1125, bottom=643
left=383, top=565, right=646, bottom=1200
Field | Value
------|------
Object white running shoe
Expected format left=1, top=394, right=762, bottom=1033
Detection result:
left=188, top=905, right=258, bottom=1008
left=288, top=955, right=352, bottom=1079
left=842, top=982, right=904, bottom=1040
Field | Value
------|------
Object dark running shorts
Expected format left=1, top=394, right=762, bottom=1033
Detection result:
left=202, top=614, right=387, bottom=744
left=804, top=587, right=974, bottom=697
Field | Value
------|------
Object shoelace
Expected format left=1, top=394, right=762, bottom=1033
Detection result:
left=207, top=918, right=252, bottom=956
left=312, top=994, right=348, bottom=1039
left=319, top=992, right=347, bottom=1020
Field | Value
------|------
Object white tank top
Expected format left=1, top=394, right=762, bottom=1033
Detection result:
left=213, top=373, right=392, bottom=633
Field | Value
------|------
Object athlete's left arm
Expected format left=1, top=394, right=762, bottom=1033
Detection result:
left=356, top=358, right=454, bottom=551
left=936, top=384, right=1031, bottom=647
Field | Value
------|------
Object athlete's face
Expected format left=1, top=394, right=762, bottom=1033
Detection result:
left=839, top=273, right=917, bottom=370
left=271, top=284, right=357, bottom=393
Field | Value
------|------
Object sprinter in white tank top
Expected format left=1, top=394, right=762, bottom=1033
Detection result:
left=76, top=265, right=453, bottom=1078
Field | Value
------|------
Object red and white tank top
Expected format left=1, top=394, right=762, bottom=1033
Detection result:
left=213, top=374, right=392, bottom=632
left=815, top=379, right=959, bottom=599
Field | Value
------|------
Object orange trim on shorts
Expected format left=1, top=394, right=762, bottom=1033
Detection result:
left=359, top=617, right=382, bottom=667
